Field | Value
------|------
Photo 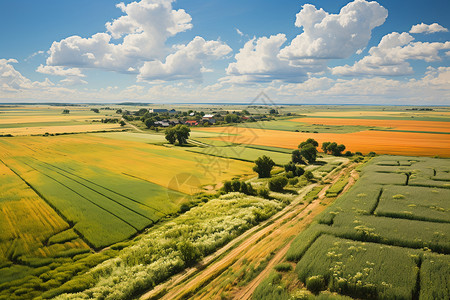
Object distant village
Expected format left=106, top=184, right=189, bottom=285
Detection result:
left=119, top=107, right=280, bottom=129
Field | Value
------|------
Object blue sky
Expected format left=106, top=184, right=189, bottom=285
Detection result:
left=0, top=0, right=449, bottom=104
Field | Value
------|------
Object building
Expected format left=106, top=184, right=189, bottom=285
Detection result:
left=185, top=120, right=199, bottom=126
left=150, top=109, right=168, bottom=113
left=202, top=114, right=216, bottom=124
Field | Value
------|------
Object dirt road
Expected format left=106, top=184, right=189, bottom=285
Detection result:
left=140, top=161, right=359, bottom=300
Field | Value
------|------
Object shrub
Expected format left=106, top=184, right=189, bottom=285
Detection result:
left=258, top=188, right=270, bottom=199
left=274, top=263, right=292, bottom=272
left=254, top=155, right=276, bottom=178
left=304, top=171, right=314, bottom=181
left=268, top=176, right=288, bottom=192
left=306, top=275, right=326, bottom=294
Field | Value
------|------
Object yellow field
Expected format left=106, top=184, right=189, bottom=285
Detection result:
left=0, top=123, right=122, bottom=136
left=0, top=105, right=122, bottom=136
left=302, top=110, right=450, bottom=117
left=0, top=134, right=253, bottom=195
left=0, top=161, right=74, bottom=260
left=290, top=118, right=450, bottom=133
left=195, top=127, right=450, bottom=157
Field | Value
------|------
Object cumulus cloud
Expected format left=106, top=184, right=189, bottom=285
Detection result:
left=332, top=32, right=450, bottom=76
left=279, top=0, right=387, bottom=60
left=225, top=0, right=387, bottom=84
left=47, top=0, right=193, bottom=72
left=0, top=59, right=54, bottom=92
left=138, top=36, right=231, bottom=82
left=36, top=65, right=87, bottom=86
left=410, top=23, right=448, bottom=34
left=224, top=34, right=319, bottom=83
left=44, top=0, right=229, bottom=83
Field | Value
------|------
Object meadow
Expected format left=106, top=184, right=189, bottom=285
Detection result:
left=257, top=155, right=450, bottom=299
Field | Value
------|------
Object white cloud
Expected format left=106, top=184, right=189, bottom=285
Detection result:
left=332, top=32, right=450, bottom=76
left=46, top=0, right=193, bottom=73
left=410, top=23, right=448, bottom=34
left=225, top=0, right=387, bottom=84
left=224, top=34, right=314, bottom=83
left=44, top=0, right=228, bottom=83
left=36, top=65, right=85, bottom=78
left=138, top=36, right=231, bottom=82
left=279, top=0, right=387, bottom=60
left=36, top=65, right=87, bottom=86
left=0, top=59, right=54, bottom=92
left=236, top=28, right=244, bottom=36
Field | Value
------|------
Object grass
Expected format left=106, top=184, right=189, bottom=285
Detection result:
left=187, top=145, right=293, bottom=165
left=325, top=176, right=349, bottom=198
left=419, top=253, right=450, bottom=300
left=375, top=185, right=450, bottom=223
left=235, top=119, right=374, bottom=134
left=268, top=155, right=450, bottom=299
left=46, top=193, right=283, bottom=300
left=296, top=235, right=420, bottom=299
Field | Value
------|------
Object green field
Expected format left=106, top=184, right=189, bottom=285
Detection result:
left=258, top=155, right=450, bottom=299
left=236, top=119, right=376, bottom=133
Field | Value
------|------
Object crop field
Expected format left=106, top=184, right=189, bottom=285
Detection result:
left=0, top=105, right=123, bottom=135
left=290, top=117, right=450, bottom=133
left=186, top=145, right=292, bottom=166
left=194, top=126, right=450, bottom=157
left=0, top=134, right=253, bottom=249
left=257, top=155, right=450, bottom=299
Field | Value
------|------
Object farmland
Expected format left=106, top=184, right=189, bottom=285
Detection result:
left=1, top=104, right=449, bottom=300
left=0, top=105, right=125, bottom=135
left=255, top=155, right=450, bottom=299
left=195, top=126, right=450, bottom=157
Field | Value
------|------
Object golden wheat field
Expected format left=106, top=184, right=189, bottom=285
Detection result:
left=290, top=117, right=450, bottom=133
left=196, top=126, right=450, bottom=157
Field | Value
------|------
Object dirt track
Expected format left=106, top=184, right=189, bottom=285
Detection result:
left=140, top=161, right=359, bottom=300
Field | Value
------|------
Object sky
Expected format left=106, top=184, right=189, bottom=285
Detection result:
left=0, top=0, right=449, bottom=105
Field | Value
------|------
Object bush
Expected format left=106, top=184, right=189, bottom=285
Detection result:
left=304, top=171, right=314, bottom=181
left=274, top=263, right=292, bottom=272
left=268, top=176, right=288, bottom=192
left=254, top=155, right=276, bottom=178
left=258, top=188, right=270, bottom=199
left=306, top=275, right=326, bottom=294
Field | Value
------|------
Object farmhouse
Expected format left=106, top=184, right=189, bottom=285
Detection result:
left=202, top=114, right=216, bottom=124
left=185, top=120, right=199, bottom=126
left=150, top=108, right=168, bottom=113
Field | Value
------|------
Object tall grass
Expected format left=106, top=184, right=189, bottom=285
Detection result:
left=296, top=235, right=419, bottom=299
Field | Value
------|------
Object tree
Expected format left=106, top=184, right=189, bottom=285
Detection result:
left=91, top=108, right=99, bottom=113
left=304, top=170, right=314, bottom=181
left=144, top=118, right=155, bottom=129
left=291, top=150, right=303, bottom=164
left=232, top=180, right=241, bottom=192
left=321, top=142, right=330, bottom=153
left=268, top=176, right=288, bottom=192
left=300, top=143, right=317, bottom=164
left=165, top=125, right=191, bottom=145
left=165, top=128, right=177, bottom=144
left=269, top=108, right=278, bottom=115
left=223, top=181, right=232, bottom=193
left=253, top=155, right=275, bottom=178
left=119, top=120, right=126, bottom=126
left=336, top=144, right=346, bottom=156
left=299, top=138, right=318, bottom=148
left=175, top=125, right=190, bottom=145
left=284, top=162, right=305, bottom=177
left=62, top=109, right=70, bottom=114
